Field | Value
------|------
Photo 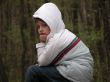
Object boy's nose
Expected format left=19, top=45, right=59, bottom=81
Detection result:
left=39, top=27, right=43, bottom=32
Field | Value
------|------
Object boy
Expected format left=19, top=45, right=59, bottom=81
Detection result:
left=25, top=2, right=93, bottom=82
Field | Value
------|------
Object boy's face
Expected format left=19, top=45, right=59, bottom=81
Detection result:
left=35, top=19, right=50, bottom=42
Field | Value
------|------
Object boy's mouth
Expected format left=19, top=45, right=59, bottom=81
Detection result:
left=39, top=33, right=47, bottom=35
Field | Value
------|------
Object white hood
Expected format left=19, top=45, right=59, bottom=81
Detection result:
left=33, top=3, right=65, bottom=39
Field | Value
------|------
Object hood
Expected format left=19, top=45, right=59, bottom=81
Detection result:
left=33, top=2, right=65, bottom=39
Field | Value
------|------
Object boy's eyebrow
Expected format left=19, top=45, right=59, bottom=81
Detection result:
left=34, top=18, right=45, bottom=22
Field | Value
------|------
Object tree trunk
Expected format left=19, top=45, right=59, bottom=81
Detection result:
left=19, top=0, right=27, bottom=82
left=44, top=0, right=50, bottom=3
left=0, top=2, right=9, bottom=82
left=0, top=54, right=9, bottom=82
left=72, top=1, right=79, bottom=34
left=100, top=0, right=110, bottom=81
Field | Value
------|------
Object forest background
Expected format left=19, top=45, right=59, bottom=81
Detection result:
left=0, top=0, right=110, bottom=82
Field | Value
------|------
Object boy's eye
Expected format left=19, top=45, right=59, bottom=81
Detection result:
left=36, top=25, right=40, bottom=29
left=42, top=23, right=47, bottom=27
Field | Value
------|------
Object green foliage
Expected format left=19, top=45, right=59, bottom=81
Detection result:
left=6, top=25, right=22, bottom=44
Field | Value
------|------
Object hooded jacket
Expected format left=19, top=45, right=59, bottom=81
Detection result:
left=33, top=2, right=93, bottom=82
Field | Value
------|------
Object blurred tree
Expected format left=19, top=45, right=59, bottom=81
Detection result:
left=0, top=54, right=9, bottom=82
left=19, top=0, right=28, bottom=82
left=44, top=0, right=50, bottom=3
left=0, top=1, right=9, bottom=82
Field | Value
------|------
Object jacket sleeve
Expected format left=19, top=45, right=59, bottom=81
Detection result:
left=36, top=37, right=61, bottom=66
left=36, top=43, right=46, bottom=57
